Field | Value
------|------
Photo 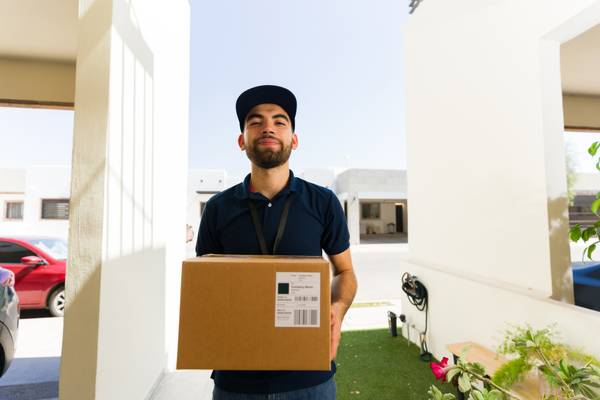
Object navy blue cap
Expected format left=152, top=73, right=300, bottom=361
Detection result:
left=235, top=85, right=297, bottom=132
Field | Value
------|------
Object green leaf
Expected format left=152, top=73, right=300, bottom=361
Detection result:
left=583, top=228, right=592, bottom=242
left=589, top=142, right=600, bottom=156
left=446, top=367, right=461, bottom=383
left=469, top=362, right=487, bottom=376
left=560, top=360, right=570, bottom=375
left=592, top=199, right=600, bottom=215
left=428, top=385, right=443, bottom=400
left=458, top=374, right=472, bottom=393
left=442, top=394, right=456, bottom=400
left=571, top=225, right=582, bottom=242
left=588, top=244, right=597, bottom=260
left=470, top=391, right=484, bottom=400
left=596, top=159, right=600, bottom=172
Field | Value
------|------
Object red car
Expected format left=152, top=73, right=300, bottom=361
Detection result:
left=0, top=237, right=66, bottom=317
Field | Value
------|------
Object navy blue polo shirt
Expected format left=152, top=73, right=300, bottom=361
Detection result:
left=195, top=169, right=350, bottom=394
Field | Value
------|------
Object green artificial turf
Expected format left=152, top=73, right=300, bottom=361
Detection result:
left=335, top=329, right=454, bottom=400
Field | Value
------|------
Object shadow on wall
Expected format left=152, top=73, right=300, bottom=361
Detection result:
left=547, top=196, right=575, bottom=303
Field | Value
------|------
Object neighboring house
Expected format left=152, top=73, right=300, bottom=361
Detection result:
left=185, top=169, right=240, bottom=258
left=6, top=165, right=600, bottom=250
left=0, top=166, right=70, bottom=239
left=188, top=167, right=410, bottom=249
left=1, top=166, right=410, bottom=248
left=335, top=169, right=408, bottom=245
left=301, top=168, right=408, bottom=245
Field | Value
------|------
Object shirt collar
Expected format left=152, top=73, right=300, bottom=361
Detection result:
left=235, top=169, right=299, bottom=200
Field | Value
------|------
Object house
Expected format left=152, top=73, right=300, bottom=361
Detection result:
left=0, top=166, right=71, bottom=239
left=402, top=0, right=600, bottom=365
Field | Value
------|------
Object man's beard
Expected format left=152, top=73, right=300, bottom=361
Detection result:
left=246, top=137, right=293, bottom=169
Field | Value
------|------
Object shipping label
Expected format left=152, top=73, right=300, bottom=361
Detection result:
left=275, top=272, right=320, bottom=328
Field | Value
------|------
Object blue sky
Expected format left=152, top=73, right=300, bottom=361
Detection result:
left=188, top=0, right=409, bottom=176
left=0, top=0, right=409, bottom=177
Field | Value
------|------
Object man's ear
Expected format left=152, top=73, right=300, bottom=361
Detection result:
left=238, top=133, right=246, bottom=150
left=291, top=132, right=299, bottom=150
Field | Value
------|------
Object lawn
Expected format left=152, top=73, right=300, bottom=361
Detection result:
left=335, top=329, right=453, bottom=400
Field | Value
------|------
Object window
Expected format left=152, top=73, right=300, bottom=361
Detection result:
left=569, top=195, right=596, bottom=228
left=41, top=199, right=70, bottom=220
left=5, top=201, right=23, bottom=220
left=0, top=241, right=36, bottom=263
left=361, top=203, right=380, bottom=219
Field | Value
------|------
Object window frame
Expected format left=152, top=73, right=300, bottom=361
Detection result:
left=4, top=201, right=24, bottom=220
left=361, top=202, right=381, bottom=219
left=41, top=198, right=70, bottom=220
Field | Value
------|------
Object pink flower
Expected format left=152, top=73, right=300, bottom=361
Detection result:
left=430, top=357, right=449, bottom=382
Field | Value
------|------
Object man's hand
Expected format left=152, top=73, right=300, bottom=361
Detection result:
left=330, top=302, right=344, bottom=360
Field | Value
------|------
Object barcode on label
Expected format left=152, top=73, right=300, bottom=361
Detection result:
left=293, top=309, right=318, bottom=326
left=294, top=296, right=319, bottom=302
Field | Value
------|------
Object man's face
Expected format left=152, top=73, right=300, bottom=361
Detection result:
left=238, top=103, right=298, bottom=169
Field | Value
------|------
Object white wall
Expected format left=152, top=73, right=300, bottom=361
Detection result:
left=403, top=0, right=600, bottom=360
left=60, top=0, right=190, bottom=399
left=0, top=169, right=25, bottom=231
left=0, top=168, right=25, bottom=192
left=336, top=169, right=407, bottom=197
left=400, top=259, right=600, bottom=361
left=0, top=166, right=70, bottom=238
left=300, top=168, right=338, bottom=190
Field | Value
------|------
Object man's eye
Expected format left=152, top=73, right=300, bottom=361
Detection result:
left=249, top=121, right=260, bottom=126
left=276, top=121, right=286, bottom=126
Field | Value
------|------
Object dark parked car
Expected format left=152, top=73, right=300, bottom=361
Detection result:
left=0, top=266, right=19, bottom=377
left=0, top=237, right=66, bottom=317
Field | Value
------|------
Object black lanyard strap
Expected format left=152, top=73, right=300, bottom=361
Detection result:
left=248, top=194, right=295, bottom=255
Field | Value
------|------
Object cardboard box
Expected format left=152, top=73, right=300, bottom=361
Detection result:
left=177, top=254, right=331, bottom=371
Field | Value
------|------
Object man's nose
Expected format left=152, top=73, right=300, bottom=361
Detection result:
left=261, top=121, right=275, bottom=134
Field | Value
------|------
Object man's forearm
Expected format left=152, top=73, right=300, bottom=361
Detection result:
left=331, top=269, right=357, bottom=318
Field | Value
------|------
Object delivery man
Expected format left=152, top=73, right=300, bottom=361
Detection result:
left=196, top=84, right=358, bottom=399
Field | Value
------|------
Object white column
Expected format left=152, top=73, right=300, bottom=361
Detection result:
left=60, top=1, right=190, bottom=399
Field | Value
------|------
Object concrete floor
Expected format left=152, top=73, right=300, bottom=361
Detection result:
left=0, top=310, right=62, bottom=400
left=0, top=243, right=410, bottom=400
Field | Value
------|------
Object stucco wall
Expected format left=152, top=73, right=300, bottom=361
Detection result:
left=403, top=0, right=600, bottom=361
left=60, top=0, right=190, bottom=399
